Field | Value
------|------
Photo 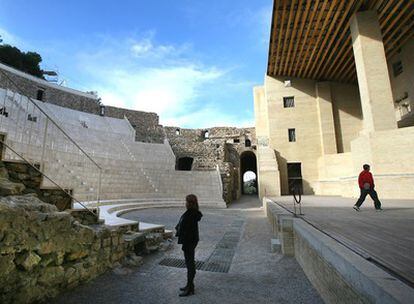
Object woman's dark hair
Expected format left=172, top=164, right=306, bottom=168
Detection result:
left=186, top=194, right=199, bottom=211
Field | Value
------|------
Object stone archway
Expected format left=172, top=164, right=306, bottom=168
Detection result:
left=240, top=151, right=258, bottom=195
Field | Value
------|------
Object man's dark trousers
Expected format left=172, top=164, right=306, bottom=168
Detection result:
left=355, top=188, right=382, bottom=209
left=182, top=242, right=197, bottom=287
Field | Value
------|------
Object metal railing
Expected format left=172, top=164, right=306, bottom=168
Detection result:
left=0, top=70, right=102, bottom=216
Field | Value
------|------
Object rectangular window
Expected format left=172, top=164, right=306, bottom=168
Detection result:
left=233, top=138, right=240, bottom=143
left=288, top=128, right=296, bottom=142
left=393, top=61, right=403, bottom=77
left=283, top=96, right=295, bottom=108
left=36, top=88, right=45, bottom=101
left=27, top=114, right=37, bottom=122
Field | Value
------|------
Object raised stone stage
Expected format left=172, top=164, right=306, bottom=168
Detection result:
left=74, top=198, right=226, bottom=234
left=272, top=195, right=414, bottom=288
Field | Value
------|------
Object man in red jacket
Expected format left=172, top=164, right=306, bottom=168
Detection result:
left=353, top=164, right=383, bottom=211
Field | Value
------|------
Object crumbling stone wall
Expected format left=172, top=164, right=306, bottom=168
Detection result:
left=2, top=161, right=72, bottom=211
left=0, top=64, right=101, bottom=113
left=105, top=106, right=164, bottom=143
left=164, top=126, right=256, bottom=204
left=0, top=64, right=164, bottom=143
left=0, top=194, right=129, bottom=304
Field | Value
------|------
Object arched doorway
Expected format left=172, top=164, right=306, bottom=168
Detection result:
left=177, top=157, right=193, bottom=171
left=240, top=151, right=258, bottom=195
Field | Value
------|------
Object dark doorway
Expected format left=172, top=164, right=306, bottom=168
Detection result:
left=36, top=89, right=44, bottom=101
left=177, top=157, right=193, bottom=171
left=287, top=163, right=303, bottom=194
left=240, top=151, right=257, bottom=195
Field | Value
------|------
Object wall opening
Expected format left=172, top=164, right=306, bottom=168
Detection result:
left=240, top=151, right=257, bottom=195
left=287, top=162, right=303, bottom=194
left=243, top=171, right=257, bottom=195
left=177, top=157, right=193, bottom=171
left=245, top=139, right=251, bottom=147
left=36, top=89, right=45, bottom=101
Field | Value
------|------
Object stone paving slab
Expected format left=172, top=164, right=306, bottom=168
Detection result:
left=52, top=197, right=323, bottom=304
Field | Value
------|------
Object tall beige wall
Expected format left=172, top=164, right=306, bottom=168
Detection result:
left=315, top=82, right=337, bottom=154
left=350, top=10, right=397, bottom=132
left=264, top=76, right=322, bottom=195
left=254, top=85, right=280, bottom=198
left=331, top=82, right=363, bottom=152
left=253, top=86, right=270, bottom=145
left=388, top=38, right=414, bottom=125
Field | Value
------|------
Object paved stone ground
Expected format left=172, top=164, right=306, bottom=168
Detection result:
left=274, top=195, right=414, bottom=286
left=52, top=196, right=322, bottom=304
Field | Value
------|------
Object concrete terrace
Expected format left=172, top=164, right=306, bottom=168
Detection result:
left=52, top=196, right=323, bottom=304
left=272, top=195, right=414, bottom=287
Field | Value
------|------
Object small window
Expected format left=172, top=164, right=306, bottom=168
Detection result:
left=288, top=128, right=296, bottom=142
left=233, top=138, right=240, bottom=143
left=245, top=139, right=251, bottom=147
left=36, top=88, right=45, bottom=101
left=393, top=61, right=403, bottom=77
left=27, top=114, right=37, bottom=122
left=175, top=128, right=181, bottom=135
left=0, top=107, right=8, bottom=117
left=283, top=96, right=295, bottom=108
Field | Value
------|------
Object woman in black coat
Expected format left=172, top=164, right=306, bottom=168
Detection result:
left=175, top=194, right=203, bottom=297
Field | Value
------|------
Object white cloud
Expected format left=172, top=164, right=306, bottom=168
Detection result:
left=131, top=39, right=153, bottom=56
left=93, top=65, right=224, bottom=117
left=163, top=106, right=254, bottom=129
left=0, top=26, right=255, bottom=129
left=75, top=34, right=254, bottom=128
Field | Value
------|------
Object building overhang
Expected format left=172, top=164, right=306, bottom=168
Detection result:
left=267, top=0, right=414, bottom=83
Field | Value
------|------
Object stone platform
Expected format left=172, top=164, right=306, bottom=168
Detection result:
left=272, top=195, right=414, bottom=287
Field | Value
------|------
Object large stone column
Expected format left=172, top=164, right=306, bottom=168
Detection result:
left=350, top=10, right=397, bottom=132
left=316, top=82, right=337, bottom=154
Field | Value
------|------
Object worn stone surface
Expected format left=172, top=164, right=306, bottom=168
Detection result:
left=52, top=196, right=322, bottom=304
left=3, top=160, right=72, bottom=210
left=0, top=194, right=131, bottom=304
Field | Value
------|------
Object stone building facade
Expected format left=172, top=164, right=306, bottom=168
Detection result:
left=255, top=6, right=414, bottom=200
left=164, top=126, right=256, bottom=204
left=0, top=62, right=163, bottom=143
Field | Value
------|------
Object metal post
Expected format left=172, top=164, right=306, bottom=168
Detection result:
left=97, top=168, right=102, bottom=217
left=40, top=117, right=49, bottom=171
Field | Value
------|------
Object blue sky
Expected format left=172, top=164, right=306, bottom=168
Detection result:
left=0, top=0, right=271, bottom=128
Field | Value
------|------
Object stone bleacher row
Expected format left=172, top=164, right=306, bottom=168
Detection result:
left=0, top=89, right=226, bottom=211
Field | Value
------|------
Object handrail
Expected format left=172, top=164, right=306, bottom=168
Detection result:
left=0, top=69, right=102, bottom=170
left=0, top=139, right=97, bottom=217
left=0, top=69, right=103, bottom=211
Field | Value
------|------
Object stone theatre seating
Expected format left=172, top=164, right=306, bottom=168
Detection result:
left=0, top=88, right=226, bottom=224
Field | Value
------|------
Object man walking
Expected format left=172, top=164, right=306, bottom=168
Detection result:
left=353, top=164, right=383, bottom=211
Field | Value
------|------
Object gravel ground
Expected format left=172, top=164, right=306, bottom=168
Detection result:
left=52, top=196, right=323, bottom=304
